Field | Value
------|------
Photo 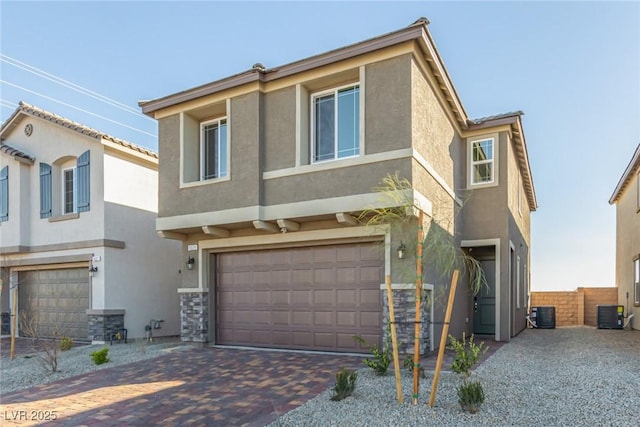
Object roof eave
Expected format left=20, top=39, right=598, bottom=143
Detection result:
left=609, top=143, right=640, bottom=204
left=140, top=21, right=470, bottom=128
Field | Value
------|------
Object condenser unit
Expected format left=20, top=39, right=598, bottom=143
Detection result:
left=531, top=306, right=556, bottom=329
left=597, top=305, right=624, bottom=329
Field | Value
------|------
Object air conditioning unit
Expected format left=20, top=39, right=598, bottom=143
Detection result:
left=597, top=305, right=624, bottom=329
left=531, top=306, right=556, bottom=329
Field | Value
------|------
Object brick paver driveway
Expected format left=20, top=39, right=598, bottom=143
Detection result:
left=0, top=346, right=363, bottom=426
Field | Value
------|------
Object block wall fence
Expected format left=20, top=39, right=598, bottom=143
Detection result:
left=530, top=287, right=618, bottom=327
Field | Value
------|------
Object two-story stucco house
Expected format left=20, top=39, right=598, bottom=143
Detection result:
left=609, top=143, right=640, bottom=328
left=140, top=18, right=537, bottom=353
left=0, top=102, right=181, bottom=342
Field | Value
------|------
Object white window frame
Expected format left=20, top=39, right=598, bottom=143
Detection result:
left=200, top=117, right=228, bottom=181
left=468, top=134, right=498, bottom=187
left=516, top=255, right=521, bottom=309
left=310, top=83, right=360, bottom=164
left=62, top=167, right=77, bottom=214
left=634, top=258, right=640, bottom=306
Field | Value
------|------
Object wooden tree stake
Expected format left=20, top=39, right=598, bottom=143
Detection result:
left=412, top=210, right=424, bottom=405
left=10, top=282, right=17, bottom=360
left=385, top=275, right=403, bottom=404
left=428, top=269, right=459, bottom=407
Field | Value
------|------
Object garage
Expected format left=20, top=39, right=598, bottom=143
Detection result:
left=18, top=268, right=90, bottom=340
left=215, top=242, right=383, bottom=353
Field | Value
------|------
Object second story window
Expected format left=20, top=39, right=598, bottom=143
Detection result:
left=201, top=118, right=228, bottom=180
left=635, top=258, right=640, bottom=306
left=63, top=167, right=76, bottom=214
left=470, top=137, right=495, bottom=185
left=0, top=165, right=8, bottom=222
left=311, top=84, right=360, bottom=163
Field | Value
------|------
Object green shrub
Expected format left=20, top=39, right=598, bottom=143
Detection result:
left=353, top=335, right=390, bottom=376
left=90, top=347, right=110, bottom=365
left=457, top=380, right=485, bottom=414
left=59, top=336, right=74, bottom=351
left=448, top=333, right=487, bottom=379
left=330, top=368, right=357, bottom=401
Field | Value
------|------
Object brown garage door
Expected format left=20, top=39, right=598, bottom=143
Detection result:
left=19, top=268, right=89, bottom=340
left=216, top=242, right=383, bottom=353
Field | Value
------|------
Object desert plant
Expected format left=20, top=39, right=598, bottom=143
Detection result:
left=449, top=333, right=488, bottom=413
left=353, top=335, right=390, bottom=376
left=59, top=336, right=74, bottom=351
left=330, top=367, right=358, bottom=401
left=448, top=333, right=487, bottom=379
left=19, top=311, right=65, bottom=372
left=90, top=347, right=110, bottom=365
left=457, top=380, right=485, bottom=414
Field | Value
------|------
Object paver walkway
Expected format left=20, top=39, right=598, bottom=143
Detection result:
left=0, top=335, right=502, bottom=426
left=1, top=346, right=363, bottom=426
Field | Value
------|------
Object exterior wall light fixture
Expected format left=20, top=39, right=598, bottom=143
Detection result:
left=186, top=256, right=195, bottom=270
left=397, top=241, right=407, bottom=260
left=89, top=265, right=98, bottom=276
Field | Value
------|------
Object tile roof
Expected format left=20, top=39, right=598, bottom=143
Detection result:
left=0, top=102, right=158, bottom=159
left=0, top=142, right=35, bottom=163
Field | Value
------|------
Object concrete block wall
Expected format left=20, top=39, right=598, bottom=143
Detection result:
left=583, top=288, right=619, bottom=327
left=531, top=287, right=617, bottom=327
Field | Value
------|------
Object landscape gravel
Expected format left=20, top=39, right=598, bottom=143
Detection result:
left=1, top=338, right=187, bottom=394
left=268, top=327, right=640, bottom=426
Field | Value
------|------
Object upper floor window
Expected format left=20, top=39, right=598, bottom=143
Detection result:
left=0, top=165, right=8, bottom=222
left=63, top=167, right=76, bottom=214
left=470, top=137, right=495, bottom=185
left=311, top=84, right=360, bottom=163
left=40, top=150, right=90, bottom=219
left=634, top=258, right=640, bottom=306
left=201, top=118, right=228, bottom=180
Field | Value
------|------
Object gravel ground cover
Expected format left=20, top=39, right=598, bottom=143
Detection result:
left=0, top=337, right=187, bottom=394
left=268, top=327, right=640, bottom=426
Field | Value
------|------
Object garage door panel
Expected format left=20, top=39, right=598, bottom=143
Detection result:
left=19, top=268, right=89, bottom=340
left=216, top=242, right=382, bottom=353
left=337, top=289, right=357, bottom=305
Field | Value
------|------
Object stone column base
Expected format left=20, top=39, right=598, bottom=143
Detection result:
left=86, top=309, right=125, bottom=343
left=179, top=289, right=209, bottom=342
left=382, top=284, right=431, bottom=355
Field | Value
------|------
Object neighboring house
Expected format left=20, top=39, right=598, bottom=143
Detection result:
left=609, top=143, right=640, bottom=328
left=139, top=18, right=537, bottom=353
left=0, top=102, right=181, bottom=342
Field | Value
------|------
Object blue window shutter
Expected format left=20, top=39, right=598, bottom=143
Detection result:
left=39, top=163, right=52, bottom=218
left=0, top=166, right=8, bottom=222
left=77, top=150, right=90, bottom=212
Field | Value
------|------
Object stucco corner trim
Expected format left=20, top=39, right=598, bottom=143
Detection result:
left=177, top=287, right=209, bottom=294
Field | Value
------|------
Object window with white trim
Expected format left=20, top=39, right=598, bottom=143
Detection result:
left=0, top=165, right=8, bottom=222
left=63, top=167, right=76, bottom=214
left=311, top=84, right=360, bottom=163
left=469, top=137, right=495, bottom=185
left=634, top=258, right=640, bottom=306
left=516, top=255, right=521, bottom=309
left=201, top=118, right=228, bottom=180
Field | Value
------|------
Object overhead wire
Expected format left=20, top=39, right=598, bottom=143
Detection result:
left=0, top=54, right=151, bottom=120
left=1, top=80, right=157, bottom=138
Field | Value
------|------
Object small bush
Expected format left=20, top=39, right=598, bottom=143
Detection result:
left=448, top=333, right=487, bottom=379
left=90, top=348, right=110, bottom=365
left=330, top=367, right=357, bottom=401
left=353, top=335, right=390, bottom=376
left=457, top=380, right=485, bottom=413
left=59, top=336, right=74, bottom=351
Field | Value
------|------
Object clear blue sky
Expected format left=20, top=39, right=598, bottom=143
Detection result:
left=1, top=1, right=638, bottom=291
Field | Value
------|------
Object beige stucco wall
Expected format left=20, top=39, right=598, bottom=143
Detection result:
left=365, top=54, right=412, bottom=154
left=0, top=116, right=106, bottom=248
left=263, top=86, right=296, bottom=171
left=615, top=175, right=640, bottom=328
left=506, top=134, right=531, bottom=247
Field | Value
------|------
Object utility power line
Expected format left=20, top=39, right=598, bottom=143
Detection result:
left=0, top=54, right=152, bottom=120
left=1, top=80, right=157, bottom=138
